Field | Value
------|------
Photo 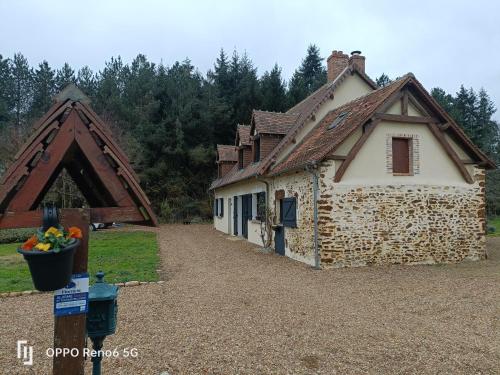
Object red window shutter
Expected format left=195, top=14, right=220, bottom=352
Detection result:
left=392, top=138, right=410, bottom=174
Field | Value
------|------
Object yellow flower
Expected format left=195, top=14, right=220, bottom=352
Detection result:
left=35, top=243, right=51, bottom=251
left=45, top=227, right=63, bottom=238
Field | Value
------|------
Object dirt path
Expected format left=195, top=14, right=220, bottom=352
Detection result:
left=1, top=224, right=499, bottom=374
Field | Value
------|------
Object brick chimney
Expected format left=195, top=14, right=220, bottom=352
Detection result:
left=349, top=50, right=365, bottom=73
left=327, top=50, right=349, bottom=82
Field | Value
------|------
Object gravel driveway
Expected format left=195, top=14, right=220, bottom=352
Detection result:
left=1, top=224, right=499, bottom=374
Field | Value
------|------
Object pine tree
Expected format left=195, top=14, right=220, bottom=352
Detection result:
left=287, top=71, right=307, bottom=108
left=0, top=54, right=13, bottom=128
left=11, top=53, right=33, bottom=131
left=55, top=63, right=76, bottom=91
left=376, top=73, right=391, bottom=88
left=299, top=44, right=326, bottom=93
left=287, top=44, right=326, bottom=107
left=431, top=87, right=455, bottom=115
left=77, top=66, right=97, bottom=99
left=476, top=88, right=498, bottom=157
left=31, top=61, right=56, bottom=119
left=260, top=64, right=287, bottom=112
left=454, top=86, right=479, bottom=144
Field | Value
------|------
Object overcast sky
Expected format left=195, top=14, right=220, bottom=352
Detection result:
left=1, top=0, right=499, bottom=116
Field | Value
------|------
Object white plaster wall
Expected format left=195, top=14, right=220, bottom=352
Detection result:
left=445, top=133, right=472, bottom=160
left=333, top=127, right=362, bottom=155
left=276, top=74, right=373, bottom=164
left=248, top=221, right=264, bottom=246
left=340, top=121, right=468, bottom=185
left=214, top=180, right=266, bottom=239
left=386, top=100, right=423, bottom=116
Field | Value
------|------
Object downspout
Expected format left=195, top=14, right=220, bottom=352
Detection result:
left=306, top=162, right=320, bottom=270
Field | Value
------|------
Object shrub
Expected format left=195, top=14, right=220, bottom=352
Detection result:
left=0, top=228, right=37, bottom=244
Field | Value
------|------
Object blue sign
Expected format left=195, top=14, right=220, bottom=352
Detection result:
left=54, top=273, right=89, bottom=317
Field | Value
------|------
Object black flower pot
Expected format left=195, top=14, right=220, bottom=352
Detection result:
left=17, top=239, right=80, bottom=292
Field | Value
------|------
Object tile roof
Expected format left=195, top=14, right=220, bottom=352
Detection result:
left=236, top=125, right=251, bottom=146
left=271, top=73, right=496, bottom=175
left=210, top=66, right=375, bottom=190
left=252, top=110, right=299, bottom=134
left=270, top=75, right=411, bottom=175
left=210, top=68, right=494, bottom=191
left=217, top=145, right=238, bottom=162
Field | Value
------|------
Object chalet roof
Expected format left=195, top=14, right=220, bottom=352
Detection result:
left=236, top=125, right=251, bottom=146
left=0, top=85, right=158, bottom=226
left=271, top=75, right=411, bottom=175
left=210, top=67, right=493, bottom=191
left=210, top=65, right=376, bottom=189
left=271, top=73, right=496, bottom=175
left=251, top=110, right=299, bottom=135
left=217, top=145, right=237, bottom=162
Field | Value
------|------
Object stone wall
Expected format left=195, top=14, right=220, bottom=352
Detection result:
left=318, top=165, right=487, bottom=268
left=269, top=171, right=315, bottom=265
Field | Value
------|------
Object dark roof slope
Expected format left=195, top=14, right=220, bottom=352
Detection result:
left=252, top=110, right=299, bottom=134
left=217, top=145, right=237, bottom=162
left=236, top=125, right=251, bottom=146
left=210, top=65, right=376, bottom=189
left=272, top=73, right=496, bottom=175
left=271, top=75, right=411, bottom=175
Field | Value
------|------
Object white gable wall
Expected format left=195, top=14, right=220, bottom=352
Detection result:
left=340, top=121, right=466, bottom=185
left=276, top=74, right=373, bottom=165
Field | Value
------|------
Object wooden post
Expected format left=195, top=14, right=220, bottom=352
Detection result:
left=53, top=208, right=90, bottom=375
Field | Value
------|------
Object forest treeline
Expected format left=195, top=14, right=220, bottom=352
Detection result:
left=1, top=46, right=499, bottom=221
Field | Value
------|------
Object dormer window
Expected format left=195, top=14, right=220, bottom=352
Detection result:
left=254, top=137, right=260, bottom=162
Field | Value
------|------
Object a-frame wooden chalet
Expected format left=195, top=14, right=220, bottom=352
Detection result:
left=0, top=84, right=157, bottom=226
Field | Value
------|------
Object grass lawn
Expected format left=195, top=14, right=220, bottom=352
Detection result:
left=487, top=217, right=500, bottom=236
left=0, top=230, right=159, bottom=293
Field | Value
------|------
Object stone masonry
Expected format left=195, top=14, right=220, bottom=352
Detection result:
left=318, top=165, right=486, bottom=268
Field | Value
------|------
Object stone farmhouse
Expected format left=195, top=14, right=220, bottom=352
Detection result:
left=209, top=49, right=495, bottom=269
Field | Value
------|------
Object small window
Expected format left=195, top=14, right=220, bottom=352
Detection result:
left=238, top=149, right=244, bottom=169
left=328, top=111, right=349, bottom=130
left=254, top=138, right=260, bottom=162
left=392, top=138, right=411, bottom=175
left=219, top=198, right=224, bottom=217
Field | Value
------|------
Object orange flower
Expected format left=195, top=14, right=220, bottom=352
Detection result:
left=21, top=235, right=38, bottom=251
left=68, top=226, right=82, bottom=239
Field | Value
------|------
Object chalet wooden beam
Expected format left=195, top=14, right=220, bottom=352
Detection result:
left=377, top=91, right=404, bottom=114
left=0, top=207, right=145, bottom=229
left=427, top=123, right=473, bottom=184
left=334, top=119, right=380, bottom=183
left=330, top=155, right=347, bottom=160
left=438, top=122, right=451, bottom=130
left=408, top=92, right=431, bottom=116
left=461, top=159, right=478, bottom=165
left=74, top=115, right=135, bottom=207
left=401, top=90, right=408, bottom=115
left=89, top=206, right=145, bottom=223
left=6, top=114, right=76, bottom=211
left=373, top=113, right=438, bottom=123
